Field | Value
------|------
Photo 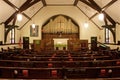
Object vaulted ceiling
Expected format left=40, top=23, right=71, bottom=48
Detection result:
left=0, top=0, right=120, bottom=29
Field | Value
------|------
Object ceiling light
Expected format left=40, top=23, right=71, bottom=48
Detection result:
left=98, top=13, right=104, bottom=21
left=17, top=13, right=22, bottom=21
left=84, top=21, right=89, bottom=28
left=32, top=23, right=36, bottom=28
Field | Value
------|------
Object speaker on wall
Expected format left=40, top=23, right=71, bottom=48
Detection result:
left=23, top=37, right=29, bottom=49
left=91, top=37, right=97, bottom=51
left=118, top=41, right=120, bottom=45
left=0, top=41, right=3, bottom=45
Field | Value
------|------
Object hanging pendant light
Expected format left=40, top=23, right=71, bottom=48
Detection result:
left=84, top=21, right=89, bottom=28
left=98, top=12, right=104, bottom=21
left=17, top=13, right=22, bottom=21
left=32, top=23, right=36, bottom=28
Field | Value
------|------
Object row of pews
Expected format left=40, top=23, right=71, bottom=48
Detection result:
left=0, top=48, right=120, bottom=79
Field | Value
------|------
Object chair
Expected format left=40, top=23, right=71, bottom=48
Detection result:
left=22, top=70, right=28, bottom=77
left=116, top=61, right=120, bottom=65
left=48, top=63, right=53, bottom=68
left=99, top=69, right=107, bottom=77
left=51, top=70, right=57, bottom=78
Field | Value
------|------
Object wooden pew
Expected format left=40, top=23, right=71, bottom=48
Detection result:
left=0, top=66, right=120, bottom=79
left=0, top=59, right=120, bottom=68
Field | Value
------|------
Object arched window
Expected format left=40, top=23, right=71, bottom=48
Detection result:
left=105, top=28, right=110, bottom=43
left=10, top=28, right=15, bottom=43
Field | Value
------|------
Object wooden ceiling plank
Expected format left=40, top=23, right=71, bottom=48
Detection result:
left=89, top=0, right=117, bottom=21
left=89, top=13, right=98, bottom=20
left=25, top=0, right=41, bottom=9
left=5, top=12, right=18, bottom=25
left=88, top=0, right=101, bottom=12
left=3, top=0, right=19, bottom=11
left=3, top=0, right=31, bottom=22
left=41, top=0, right=47, bottom=6
left=4, top=0, right=41, bottom=25
left=79, top=0, right=91, bottom=7
left=102, top=0, right=118, bottom=11
left=19, top=0, right=33, bottom=11
left=82, top=0, right=116, bottom=26
left=80, top=0, right=98, bottom=10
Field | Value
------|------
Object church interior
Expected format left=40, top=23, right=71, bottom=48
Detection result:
left=0, top=0, right=120, bottom=79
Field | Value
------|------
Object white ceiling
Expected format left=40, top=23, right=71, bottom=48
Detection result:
left=0, top=0, right=120, bottom=28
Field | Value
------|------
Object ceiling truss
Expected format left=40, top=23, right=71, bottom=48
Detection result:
left=79, top=0, right=117, bottom=43
left=2, top=0, right=118, bottom=43
left=3, top=0, right=41, bottom=43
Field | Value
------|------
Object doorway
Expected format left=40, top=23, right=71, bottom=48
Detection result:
left=53, top=38, right=69, bottom=50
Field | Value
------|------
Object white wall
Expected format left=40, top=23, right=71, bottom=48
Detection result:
left=21, top=6, right=102, bottom=43
left=0, top=6, right=119, bottom=49
left=0, top=44, right=20, bottom=51
left=0, top=24, right=4, bottom=44
left=0, top=22, right=21, bottom=44
left=116, top=24, right=120, bottom=43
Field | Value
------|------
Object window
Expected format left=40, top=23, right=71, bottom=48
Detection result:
left=10, top=28, right=15, bottom=43
left=105, top=28, right=110, bottom=43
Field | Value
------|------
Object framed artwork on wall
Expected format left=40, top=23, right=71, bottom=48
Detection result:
left=30, top=25, right=39, bottom=37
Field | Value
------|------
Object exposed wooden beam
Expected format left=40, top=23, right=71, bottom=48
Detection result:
left=18, top=6, right=44, bottom=30
left=12, top=16, right=17, bottom=26
left=104, top=14, right=108, bottom=26
left=5, top=11, right=18, bottom=25
left=102, top=25, right=115, bottom=28
left=76, top=6, right=102, bottom=30
left=80, top=0, right=98, bottom=10
left=79, top=0, right=117, bottom=43
left=103, top=11, right=116, bottom=26
left=4, top=0, right=31, bottom=25
left=27, top=0, right=41, bottom=8
left=4, top=24, right=18, bottom=43
left=88, top=0, right=101, bottom=12
left=22, top=13, right=31, bottom=20
left=3, top=0, right=18, bottom=11
left=89, top=0, right=116, bottom=43
left=74, top=0, right=79, bottom=6
left=89, top=13, right=98, bottom=20
left=80, top=0, right=116, bottom=26
left=3, top=0, right=31, bottom=20
left=79, top=0, right=91, bottom=7
left=102, top=24, right=116, bottom=43
left=41, top=0, right=47, bottom=6
left=4, top=0, right=41, bottom=25
left=89, top=0, right=117, bottom=20
left=102, top=0, right=118, bottom=11
left=4, top=18, right=17, bottom=43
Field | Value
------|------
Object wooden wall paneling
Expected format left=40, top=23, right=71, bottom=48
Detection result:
left=33, top=40, right=41, bottom=52
left=80, top=40, right=88, bottom=51
left=44, top=39, right=54, bottom=51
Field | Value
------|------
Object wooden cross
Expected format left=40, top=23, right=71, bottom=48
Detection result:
left=57, top=20, right=64, bottom=31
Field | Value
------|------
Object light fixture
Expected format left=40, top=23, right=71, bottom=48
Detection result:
left=84, top=21, right=89, bottom=28
left=17, top=13, right=22, bottom=21
left=32, top=23, right=36, bottom=28
left=31, top=7, right=36, bottom=29
left=84, top=6, right=89, bottom=28
left=98, top=12, right=104, bottom=21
